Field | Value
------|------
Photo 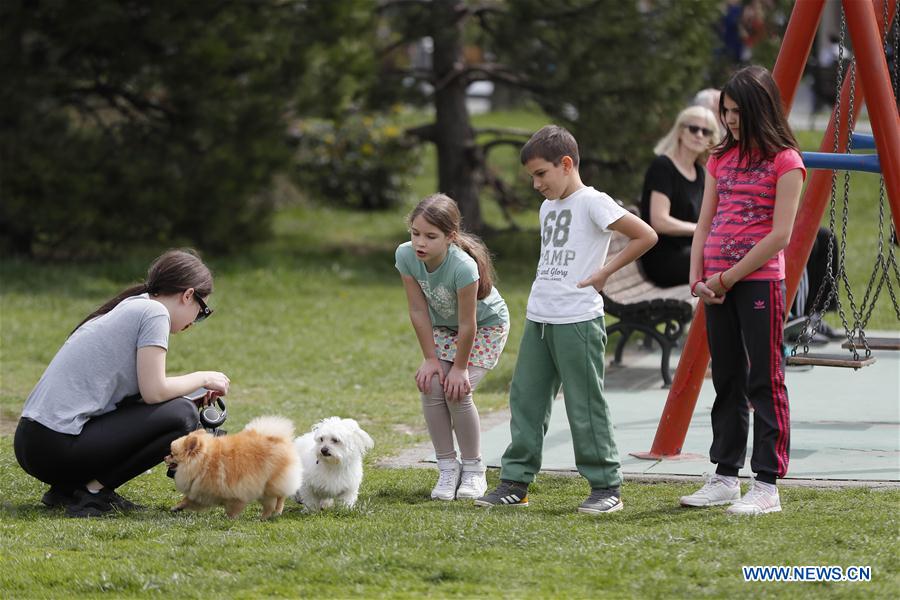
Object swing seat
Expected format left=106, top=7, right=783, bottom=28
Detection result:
left=785, top=353, right=877, bottom=369
left=842, top=336, right=900, bottom=351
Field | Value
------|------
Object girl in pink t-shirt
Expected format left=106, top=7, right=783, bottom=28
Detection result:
left=682, top=66, right=806, bottom=516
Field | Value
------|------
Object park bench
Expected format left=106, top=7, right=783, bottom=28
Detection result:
left=602, top=222, right=698, bottom=387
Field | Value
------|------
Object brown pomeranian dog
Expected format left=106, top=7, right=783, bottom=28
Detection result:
left=165, top=415, right=301, bottom=519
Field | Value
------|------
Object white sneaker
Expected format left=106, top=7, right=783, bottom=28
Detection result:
left=679, top=474, right=741, bottom=507
left=431, top=458, right=461, bottom=501
left=456, top=458, right=488, bottom=499
left=726, top=479, right=781, bottom=515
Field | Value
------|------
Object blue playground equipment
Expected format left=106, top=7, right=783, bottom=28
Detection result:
left=801, top=151, right=881, bottom=173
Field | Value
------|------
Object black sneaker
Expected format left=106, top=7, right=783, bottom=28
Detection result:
left=65, top=488, right=115, bottom=518
left=577, top=487, right=623, bottom=515
left=97, top=488, right=145, bottom=512
left=473, top=480, right=529, bottom=507
left=41, top=485, right=76, bottom=508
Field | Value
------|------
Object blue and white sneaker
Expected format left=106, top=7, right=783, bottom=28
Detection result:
left=577, top=487, right=623, bottom=515
left=474, top=480, right=529, bottom=507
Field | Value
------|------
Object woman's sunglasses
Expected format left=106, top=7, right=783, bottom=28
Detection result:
left=194, top=293, right=213, bottom=323
left=684, top=124, right=715, bottom=138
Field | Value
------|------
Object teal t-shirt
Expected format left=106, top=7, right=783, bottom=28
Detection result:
left=395, top=242, right=509, bottom=328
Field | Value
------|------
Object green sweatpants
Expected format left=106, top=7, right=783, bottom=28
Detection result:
left=500, top=317, right=621, bottom=489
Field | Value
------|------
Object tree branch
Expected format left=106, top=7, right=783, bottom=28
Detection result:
left=481, top=137, right=529, bottom=155
left=474, top=127, right=532, bottom=138
left=376, top=0, right=432, bottom=13
left=65, top=81, right=174, bottom=123
left=404, top=123, right=437, bottom=143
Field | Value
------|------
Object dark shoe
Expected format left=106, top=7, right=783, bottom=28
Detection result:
left=473, top=480, right=529, bottom=507
left=578, top=487, right=624, bottom=515
left=41, top=486, right=76, bottom=508
left=97, top=488, right=145, bottom=512
left=817, top=321, right=844, bottom=340
left=65, top=488, right=115, bottom=518
left=806, top=312, right=844, bottom=341
left=783, top=317, right=807, bottom=342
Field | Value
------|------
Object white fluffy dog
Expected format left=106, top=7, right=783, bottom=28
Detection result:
left=293, top=417, right=374, bottom=511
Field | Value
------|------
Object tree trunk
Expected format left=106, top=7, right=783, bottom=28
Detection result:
left=430, top=0, right=482, bottom=232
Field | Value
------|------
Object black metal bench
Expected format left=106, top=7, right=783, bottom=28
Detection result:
left=602, top=229, right=697, bottom=387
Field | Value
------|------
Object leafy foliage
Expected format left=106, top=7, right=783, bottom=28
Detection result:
left=0, top=0, right=375, bottom=258
left=290, top=110, right=421, bottom=211
left=487, top=0, right=720, bottom=200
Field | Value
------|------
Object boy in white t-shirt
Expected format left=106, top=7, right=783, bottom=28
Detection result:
left=475, top=125, right=657, bottom=514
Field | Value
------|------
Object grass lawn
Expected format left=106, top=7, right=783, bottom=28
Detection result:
left=2, top=460, right=898, bottom=598
left=1, top=110, right=898, bottom=598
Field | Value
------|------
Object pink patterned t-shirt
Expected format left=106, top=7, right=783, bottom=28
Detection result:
left=704, top=146, right=806, bottom=281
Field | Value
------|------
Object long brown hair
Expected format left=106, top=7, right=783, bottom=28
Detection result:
left=72, top=248, right=213, bottom=334
left=408, top=194, right=496, bottom=300
left=714, top=65, right=798, bottom=167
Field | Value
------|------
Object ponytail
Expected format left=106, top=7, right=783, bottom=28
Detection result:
left=455, top=232, right=496, bottom=300
left=70, top=249, right=213, bottom=335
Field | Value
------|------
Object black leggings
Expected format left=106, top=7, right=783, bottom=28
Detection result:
left=14, top=397, right=198, bottom=491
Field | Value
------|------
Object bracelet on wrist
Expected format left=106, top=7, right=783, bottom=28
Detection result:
left=690, top=280, right=702, bottom=297
left=718, top=272, right=732, bottom=291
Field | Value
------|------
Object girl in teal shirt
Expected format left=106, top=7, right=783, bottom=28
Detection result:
left=395, top=194, right=509, bottom=502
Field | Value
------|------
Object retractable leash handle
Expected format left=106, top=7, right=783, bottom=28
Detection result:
left=166, top=395, right=228, bottom=479
left=199, top=397, right=227, bottom=430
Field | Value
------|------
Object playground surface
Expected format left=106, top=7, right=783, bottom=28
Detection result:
left=479, top=333, right=900, bottom=486
left=394, top=332, right=899, bottom=487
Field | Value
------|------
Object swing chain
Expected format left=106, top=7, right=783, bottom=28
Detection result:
left=790, top=4, right=899, bottom=360
left=838, top=51, right=868, bottom=359
left=792, top=9, right=848, bottom=357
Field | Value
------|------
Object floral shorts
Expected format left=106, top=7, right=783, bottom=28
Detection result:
left=433, top=324, right=510, bottom=370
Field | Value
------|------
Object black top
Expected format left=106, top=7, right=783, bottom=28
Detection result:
left=639, top=154, right=704, bottom=283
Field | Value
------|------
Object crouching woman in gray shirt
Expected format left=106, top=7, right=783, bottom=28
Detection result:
left=14, top=249, right=230, bottom=517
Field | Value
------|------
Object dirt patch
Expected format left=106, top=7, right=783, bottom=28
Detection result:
left=0, top=412, right=19, bottom=436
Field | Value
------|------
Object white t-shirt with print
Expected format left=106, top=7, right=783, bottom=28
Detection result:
left=526, top=186, right=628, bottom=324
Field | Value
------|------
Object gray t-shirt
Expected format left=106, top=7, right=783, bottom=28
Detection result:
left=395, top=242, right=509, bottom=328
left=21, top=294, right=170, bottom=434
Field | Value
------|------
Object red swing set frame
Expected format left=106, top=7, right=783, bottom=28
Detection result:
left=634, top=0, right=900, bottom=460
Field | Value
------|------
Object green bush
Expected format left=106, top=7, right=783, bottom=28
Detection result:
left=0, top=0, right=376, bottom=259
left=291, top=111, right=421, bottom=211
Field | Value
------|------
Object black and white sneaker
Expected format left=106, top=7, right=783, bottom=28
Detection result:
left=577, top=487, right=623, bottom=515
left=473, top=480, right=529, bottom=507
